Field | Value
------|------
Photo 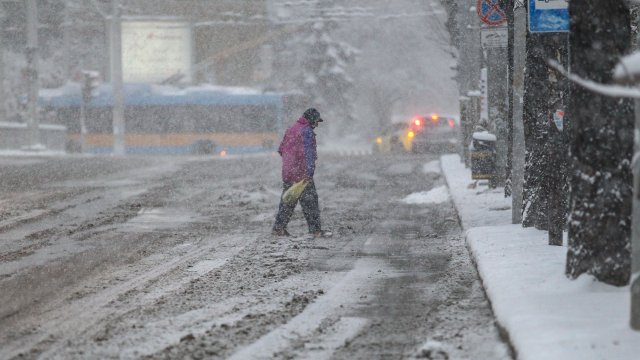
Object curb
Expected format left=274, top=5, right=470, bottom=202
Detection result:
left=439, top=155, right=518, bottom=359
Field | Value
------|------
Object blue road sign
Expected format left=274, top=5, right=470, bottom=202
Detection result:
left=529, top=0, right=569, bottom=33
left=476, top=0, right=507, bottom=26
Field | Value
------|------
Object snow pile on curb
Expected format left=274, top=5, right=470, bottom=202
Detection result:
left=440, top=154, right=640, bottom=360
left=440, top=155, right=510, bottom=229
left=402, top=186, right=449, bottom=205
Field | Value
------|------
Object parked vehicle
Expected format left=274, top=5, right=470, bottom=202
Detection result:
left=409, top=114, right=459, bottom=154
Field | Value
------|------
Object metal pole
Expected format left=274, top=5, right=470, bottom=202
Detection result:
left=631, top=2, right=640, bottom=333
left=80, top=99, right=87, bottom=154
left=0, top=41, right=5, bottom=122
left=0, top=5, right=5, bottom=122
left=26, top=0, right=40, bottom=149
left=63, top=1, right=71, bottom=80
left=486, top=46, right=509, bottom=187
left=511, top=2, right=526, bottom=224
left=632, top=98, right=640, bottom=330
left=110, top=0, right=125, bottom=155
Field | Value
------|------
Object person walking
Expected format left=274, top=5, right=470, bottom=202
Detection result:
left=272, top=108, right=331, bottom=238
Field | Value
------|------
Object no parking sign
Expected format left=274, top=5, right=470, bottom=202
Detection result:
left=476, top=0, right=507, bottom=27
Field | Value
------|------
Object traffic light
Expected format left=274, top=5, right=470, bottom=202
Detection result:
left=81, top=70, right=100, bottom=103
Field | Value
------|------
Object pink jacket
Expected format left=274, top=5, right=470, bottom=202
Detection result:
left=278, top=117, right=317, bottom=183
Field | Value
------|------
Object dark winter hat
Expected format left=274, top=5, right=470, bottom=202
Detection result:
left=303, top=108, right=323, bottom=123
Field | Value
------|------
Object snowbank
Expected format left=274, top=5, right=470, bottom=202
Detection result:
left=440, top=155, right=510, bottom=230
left=401, top=186, right=449, bottom=205
left=440, top=154, right=640, bottom=360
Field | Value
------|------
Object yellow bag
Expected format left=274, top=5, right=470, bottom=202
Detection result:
left=282, top=180, right=308, bottom=205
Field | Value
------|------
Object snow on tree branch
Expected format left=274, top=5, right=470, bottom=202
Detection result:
left=548, top=59, right=640, bottom=98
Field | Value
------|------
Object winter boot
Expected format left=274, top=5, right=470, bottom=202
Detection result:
left=312, top=230, right=333, bottom=238
left=271, top=228, right=291, bottom=237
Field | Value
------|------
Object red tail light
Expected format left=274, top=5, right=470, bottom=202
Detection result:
left=448, top=119, right=455, bottom=128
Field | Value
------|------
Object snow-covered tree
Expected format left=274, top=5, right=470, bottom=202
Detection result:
left=566, top=0, right=634, bottom=286
left=268, top=2, right=357, bottom=137
left=0, top=0, right=107, bottom=121
left=299, top=18, right=356, bottom=135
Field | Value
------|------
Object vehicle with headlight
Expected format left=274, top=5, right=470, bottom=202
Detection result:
left=409, top=114, right=459, bottom=154
left=372, top=121, right=415, bottom=154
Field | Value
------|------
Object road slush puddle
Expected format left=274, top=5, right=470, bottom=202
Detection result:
left=0, top=154, right=511, bottom=359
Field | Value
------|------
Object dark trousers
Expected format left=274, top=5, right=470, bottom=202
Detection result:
left=273, top=181, right=321, bottom=233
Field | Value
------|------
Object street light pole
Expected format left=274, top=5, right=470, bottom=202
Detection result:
left=110, top=0, right=125, bottom=155
left=26, top=0, right=40, bottom=149
left=0, top=39, right=5, bottom=122
left=0, top=5, right=5, bottom=122
left=511, top=1, right=526, bottom=224
left=632, top=98, right=640, bottom=330
left=63, top=1, right=71, bottom=80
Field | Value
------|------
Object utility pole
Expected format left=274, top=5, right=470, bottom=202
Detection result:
left=0, top=37, right=5, bottom=122
left=632, top=97, right=640, bottom=330
left=110, top=0, right=125, bottom=155
left=62, top=1, right=71, bottom=80
left=511, top=0, right=526, bottom=224
left=486, top=45, right=509, bottom=187
left=0, top=5, right=5, bottom=122
left=628, top=3, right=640, bottom=332
left=475, top=1, right=508, bottom=187
left=26, top=0, right=40, bottom=149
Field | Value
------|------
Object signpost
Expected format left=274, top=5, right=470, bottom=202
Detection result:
left=480, top=68, right=489, bottom=124
left=26, top=0, right=40, bottom=150
left=512, top=0, right=527, bottom=224
left=110, top=0, right=125, bottom=155
left=529, top=0, right=569, bottom=33
left=476, top=1, right=508, bottom=187
left=528, top=0, right=569, bottom=245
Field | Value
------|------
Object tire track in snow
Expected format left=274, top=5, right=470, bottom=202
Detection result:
left=227, top=257, right=389, bottom=360
left=1, top=235, right=246, bottom=360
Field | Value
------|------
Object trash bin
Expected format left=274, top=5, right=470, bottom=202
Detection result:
left=470, top=131, right=497, bottom=187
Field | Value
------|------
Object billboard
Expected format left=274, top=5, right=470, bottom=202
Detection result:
left=121, top=20, right=192, bottom=83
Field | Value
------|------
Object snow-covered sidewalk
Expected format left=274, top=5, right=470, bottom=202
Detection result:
left=440, top=154, right=640, bottom=360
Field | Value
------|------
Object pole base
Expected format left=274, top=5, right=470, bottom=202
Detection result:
left=631, top=275, right=640, bottom=330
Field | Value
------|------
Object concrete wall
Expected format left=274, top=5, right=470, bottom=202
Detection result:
left=0, top=122, right=67, bottom=152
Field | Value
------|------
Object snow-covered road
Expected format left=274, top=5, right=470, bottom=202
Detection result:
left=0, top=153, right=510, bottom=359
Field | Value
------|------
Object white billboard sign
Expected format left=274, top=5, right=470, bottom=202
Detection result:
left=535, top=0, right=568, bottom=10
left=121, top=21, right=192, bottom=83
left=481, top=27, right=507, bottom=49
